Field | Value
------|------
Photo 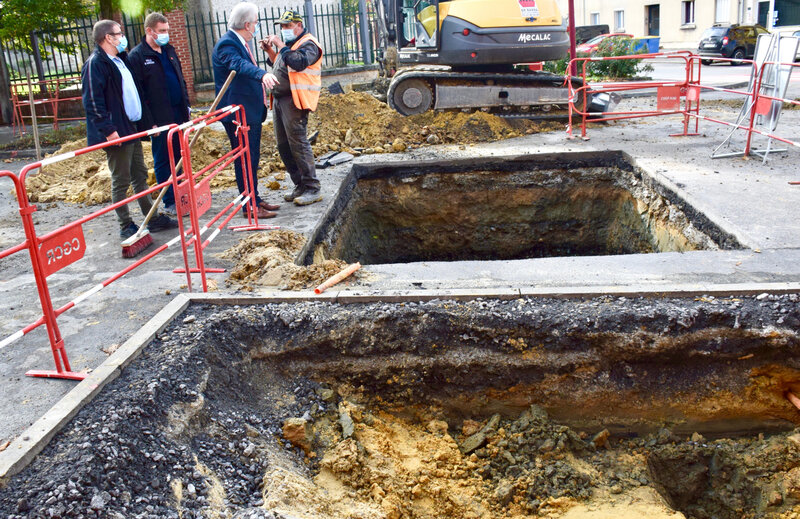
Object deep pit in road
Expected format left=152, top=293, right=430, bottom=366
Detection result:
left=2, top=295, right=799, bottom=519
left=302, top=151, right=739, bottom=266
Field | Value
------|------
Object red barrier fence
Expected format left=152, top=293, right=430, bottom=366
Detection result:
left=0, top=104, right=270, bottom=380
left=11, top=76, right=84, bottom=137
left=566, top=52, right=800, bottom=168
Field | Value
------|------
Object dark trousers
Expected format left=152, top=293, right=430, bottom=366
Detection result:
left=105, top=140, right=153, bottom=230
left=223, top=118, right=262, bottom=205
left=273, top=95, right=319, bottom=193
left=150, top=130, right=181, bottom=208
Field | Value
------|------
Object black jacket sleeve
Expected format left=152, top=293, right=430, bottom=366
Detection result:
left=279, top=40, right=321, bottom=72
left=82, top=54, right=116, bottom=138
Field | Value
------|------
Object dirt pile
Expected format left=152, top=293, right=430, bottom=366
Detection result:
left=23, top=139, right=152, bottom=204
left=22, top=131, right=244, bottom=204
left=20, top=92, right=561, bottom=204
left=309, top=91, right=561, bottom=154
left=219, top=229, right=351, bottom=291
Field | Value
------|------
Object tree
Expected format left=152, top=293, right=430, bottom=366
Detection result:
left=0, top=0, right=184, bottom=124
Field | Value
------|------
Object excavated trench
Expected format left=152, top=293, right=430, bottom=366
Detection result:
left=301, top=151, right=740, bottom=266
left=2, top=296, right=800, bottom=519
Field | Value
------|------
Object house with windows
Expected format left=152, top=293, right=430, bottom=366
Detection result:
left=557, top=0, right=800, bottom=49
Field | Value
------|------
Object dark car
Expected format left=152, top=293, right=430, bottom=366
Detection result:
left=698, top=24, right=770, bottom=65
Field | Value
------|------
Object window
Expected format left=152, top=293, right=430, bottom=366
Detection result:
left=614, top=10, right=625, bottom=32
left=590, top=12, right=600, bottom=25
left=682, top=1, right=695, bottom=24
left=715, top=0, right=730, bottom=23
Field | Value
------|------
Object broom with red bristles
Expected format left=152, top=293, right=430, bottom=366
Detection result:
left=122, top=71, right=237, bottom=258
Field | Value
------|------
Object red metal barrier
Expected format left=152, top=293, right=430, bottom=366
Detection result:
left=566, top=52, right=800, bottom=168
left=1, top=103, right=278, bottom=379
left=11, top=76, right=83, bottom=136
left=0, top=169, right=85, bottom=379
left=0, top=123, right=182, bottom=380
left=567, top=51, right=699, bottom=140
left=169, top=105, right=278, bottom=293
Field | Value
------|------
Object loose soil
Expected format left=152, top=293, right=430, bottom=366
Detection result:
left=21, top=92, right=562, bottom=205
left=1, top=296, right=799, bottom=519
left=219, top=229, right=352, bottom=291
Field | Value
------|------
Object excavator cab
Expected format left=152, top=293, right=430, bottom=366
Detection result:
left=400, top=0, right=439, bottom=48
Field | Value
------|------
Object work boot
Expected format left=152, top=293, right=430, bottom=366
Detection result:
left=294, top=190, right=323, bottom=206
left=119, top=222, right=139, bottom=239
left=148, top=214, right=179, bottom=232
left=283, top=185, right=304, bottom=202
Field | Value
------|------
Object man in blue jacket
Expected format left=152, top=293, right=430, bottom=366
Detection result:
left=212, top=1, right=281, bottom=219
left=129, top=12, right=191, bottom=217
left=81, top=19, right=177, bottom=239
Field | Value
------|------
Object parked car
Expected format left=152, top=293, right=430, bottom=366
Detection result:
left=576, top=33, right=633, bottom=55
left=698, top=23, right=770, bottom=65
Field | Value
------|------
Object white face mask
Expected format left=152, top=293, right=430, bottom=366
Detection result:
left=281, top=28, right=295, bottom=41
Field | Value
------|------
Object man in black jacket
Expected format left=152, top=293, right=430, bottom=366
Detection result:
left=81, top=19, right=176, bottom=239
left=128, top=12, right=191, bottom=217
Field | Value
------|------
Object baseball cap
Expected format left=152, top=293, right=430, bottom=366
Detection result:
left=274, top=10, right=303, bottom=25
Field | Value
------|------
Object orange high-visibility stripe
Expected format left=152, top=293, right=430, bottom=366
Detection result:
left=288, top=33, right=323, bottom=111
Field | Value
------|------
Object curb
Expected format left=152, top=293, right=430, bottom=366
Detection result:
left=0, top=147, right=59, bottom=160
left=2, top=280, right=799, bottom=483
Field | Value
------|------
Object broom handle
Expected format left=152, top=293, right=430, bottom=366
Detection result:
left=139, top=70, right=237, bottom=229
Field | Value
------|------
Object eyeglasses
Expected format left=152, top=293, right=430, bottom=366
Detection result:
left=108, top=32, right=123, bottom=37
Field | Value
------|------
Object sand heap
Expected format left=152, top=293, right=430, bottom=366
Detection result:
left=309, top=91, right=562, bottom=154
left=23, top=139, right=150, bottom=204
left=219, top=229, right=352, bottom=291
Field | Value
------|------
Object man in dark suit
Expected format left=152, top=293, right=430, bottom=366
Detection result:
left=212, top=1, right=280, bottom=219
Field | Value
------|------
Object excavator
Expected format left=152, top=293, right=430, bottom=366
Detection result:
left=372, top=0, right=591, bottom=117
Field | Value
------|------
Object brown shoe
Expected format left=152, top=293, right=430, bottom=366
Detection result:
left=258, top=201, right=280, bottom=211
left=243, top=207, right=277, bottom=219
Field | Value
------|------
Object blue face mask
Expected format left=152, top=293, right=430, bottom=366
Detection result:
left=116, top=35, right=128, bottom=53
left=281, top=28, right=295, bottom=41
left=155, top=33, right=169, bottom=46
left=250, top=23, right=261, bottom=38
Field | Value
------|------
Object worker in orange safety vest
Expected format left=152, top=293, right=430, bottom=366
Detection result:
left=262, top=10, right=323, bottom=206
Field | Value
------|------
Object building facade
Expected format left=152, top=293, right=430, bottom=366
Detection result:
left=557, top=0, right=800, bottom=49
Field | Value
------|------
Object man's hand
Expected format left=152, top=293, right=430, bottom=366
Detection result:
left=258, top=37, right=270, bottom=52
left=262, top=73, right=279, bottom=89
left=268, top=35, right=285, bottom=50
left=106, top=131, right=120, bottom=142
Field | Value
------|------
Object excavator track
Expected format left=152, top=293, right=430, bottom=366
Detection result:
left=386, top=66, right=587, bottom=119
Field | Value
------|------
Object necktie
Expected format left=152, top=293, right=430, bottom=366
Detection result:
left=244, top=41, right=268, bottom=107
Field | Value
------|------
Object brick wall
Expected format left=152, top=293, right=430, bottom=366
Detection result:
left=165, top=10, right=197, bottom=103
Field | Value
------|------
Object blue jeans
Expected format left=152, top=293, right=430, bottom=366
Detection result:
left=150, top=130, right=182, bottom=208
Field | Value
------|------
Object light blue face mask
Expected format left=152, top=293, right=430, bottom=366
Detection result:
left=116, top=35, right=128, bottom=53
left=155, top=33, right=169, bottom=46
left=281, top=28, right=295, bottom=41
left=250, top=22, right=261, bottom=38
